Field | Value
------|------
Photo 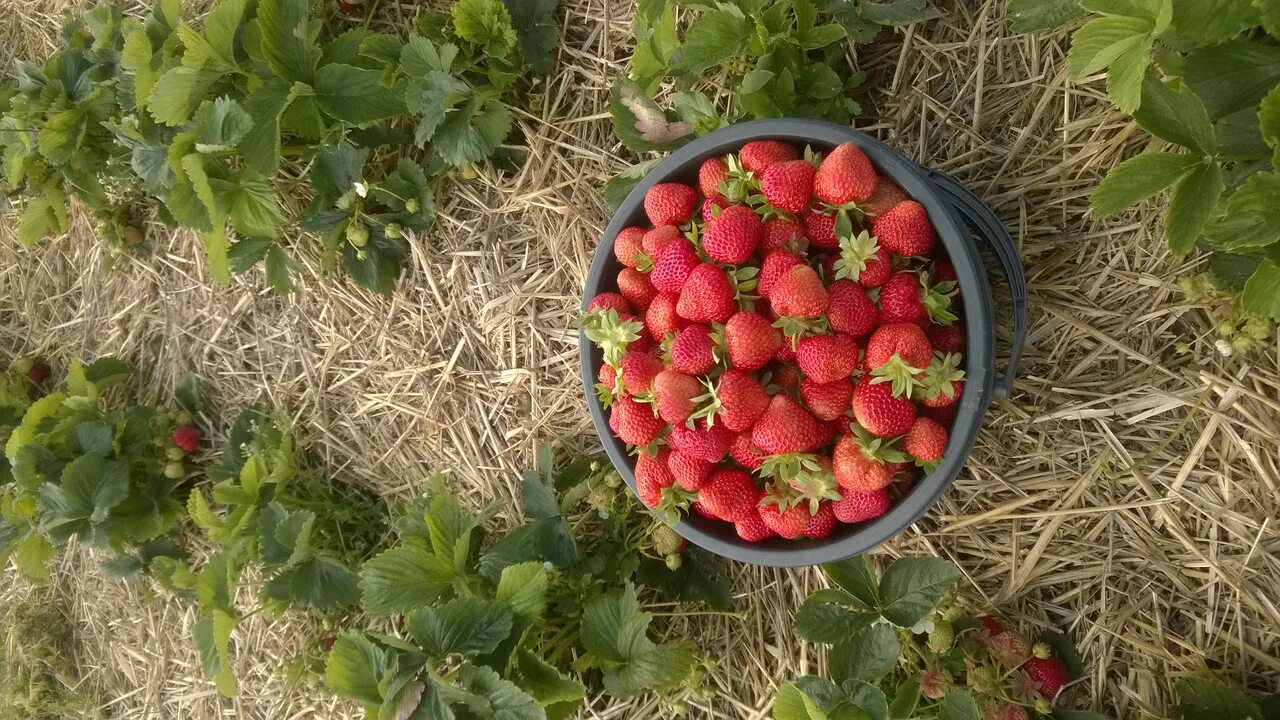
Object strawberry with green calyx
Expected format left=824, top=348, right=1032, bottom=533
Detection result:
left=770, top=266, right=830, bottom=338
left=617, top=350, right=663, bottom=396
left=852, top=381, right=916, bottom=438
left=739, top=140, right=798, bottom=175
left=797, top=333, right=859, bottom=384
left=833, top=222, right=892, bottom=289
left=609, top=395, right=666, bottom=446
left=757, top=492, right=812, bottom=539
left=918, top=353, right=965, bottom=407
left=653, top=368, right=702, bottom=425
left=800, top=377, right=854, bottom=420
left=832, top=487, right=890, bottom=523
left=718, top=153, right=760, bottom=202
left=635, top=449, right=676, bottom=508
left=903, top=416, right=947, bottom=464
left=677, top=263, right=736, bottom=323
left=762, top=159, right=817, bottom=214
left=701, top=195, right=731, bottom=222
left=826, top=280, right=880, bottom=338
left=1020, top=656, right=1070, bottom=699
left=814, top=142, right=878, bottom=206
left=723, top=311, right=782, bottom=371
left=582, top=309, right=644, bottom=366
left=727, top=265, right=761, bottom=310
left=762, top=217, right=806, bottom=253
left=669, top=324, right=721, bottom=375
left=691, top=370, right=769, bottom=432
left=618, top=267, right=658, bottom=310
left=866, top=323, right=932, bottom=397
left=920, top=663, right=953, bottom=700
left=802, top=209, right=839, bottom=249
left=614, top=226, right=648, bottom=269
left=650, top=236, right=701, bottom=295
left=655, top=477, right=700, bottom=526
left=698, top=469, right=759, bottom=522
left=668, top=449, right=713, bottom=490
left=698, top=156, right=730, bottom=198
left=833, top=430, right=904, bottom=492
left=986, top=632, right=1032, bottom=667
left=759, top=453, right=840, bottom=514
left=644, top=183, right=699, bottom=226
left=752, top=393, right=827, bottom=454
left=595, top=364, right=618, bottom=408
left=587, top=292, right=632, bottom=317
left=863, top=176, right=909, bottom=219
left=874, top=200, right=936, bottom=256
left=927, top=321, right=966, bottom=354
left=669, top=420, right=733, bottom=462
left=650, top=522, right=687, bottom=558
left=703, top=205, right=763, bottom=264
left=878, top=272, right=926, bottom=325
left=925, top=278, right=960, bottom=325
left=801, top=501, right=837, bottom=538
left=729, top=432, right=766, bottom=470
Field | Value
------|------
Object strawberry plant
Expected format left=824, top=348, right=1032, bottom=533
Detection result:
left=325, top=446, right=730, bottom=718
left=164, top=409, right=388, bottom=696
left=775, top=555, right=1099, bottom=720
left=1010, top=0, right=1280, bottom=343
left=1169, top=676, right=1280, bottom=720
left=0, top=358, right=196, bottom=583
left=2, top=0, right=560, bottom=295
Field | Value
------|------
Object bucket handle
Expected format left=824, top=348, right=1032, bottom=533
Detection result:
left=923, top=170, right=1027, bottom=399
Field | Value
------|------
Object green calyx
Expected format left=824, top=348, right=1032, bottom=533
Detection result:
left=924, top=278, right=959, bottom=324
left=720, top=154, right=757, bottom=202
left=581, top=309, right=644, bottom=366
left=773, top=315, right=830, bottom=344
left=833, top=227, right=881, bottom=283
left=869, top=353, right=924, bottom=398
left=656, top=483, right=697, bottom=526
left=689, top=377, right=723, bottom=428
left=852, top=425, right=908, bottom=464
left=759, top=455, right=838, bottom=514
left=917, top=353, right=966, bottom=402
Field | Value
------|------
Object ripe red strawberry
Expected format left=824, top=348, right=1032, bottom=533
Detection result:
left=826, top=280, right=879, bottom=338
left=703, top=205, right=763, bottom=264
left=978, top=617, right=1005, bottom=635
left=1021, top=657, right=1070, bottom=699
left=933, top=260, right=957, bottom=283
left=643, top=225, right=682, bottom=258
left=739, top=140, right=798, bottom=174
left=24, top=360, right=52, bottom=384
left=863, top=176, right=908, bottom=219
left=802, top=502, right=837, bottom=538
left=833, top=435, right=896, bottom=492
left=814, top=142, right=877, bottom=205
left=644, top=293, right=683, bottom=341
left=762, top=217, right=805, bottom=253
left=668, top=449, right=713, bottom=490
left=676, top=264, right=735, bottom=323
left=866, top=323, right=932, bottom=369
left=774, top=342, right=797, bottom=363
left=873, top=200, right=936, bottom=256
left=770, top=265, right=828, bottom=318
left=609, top=396, right=665, bottom=446
left=650, top=237, right=700, bottom=295
left=758, top=501, right=811, bottom=539
left=669, top=420, right=733, bottom=462
left=922, top=402, right=958, bottom=426
left=724, top=311, right=782, bottom=371
left=729, top=432, right=765, bottom=470
left=702, top=195, right=731, bottom=222
left=614, top=226, right=647, bottom=268
left=699, top=156, right=730, bottom=197
left=801, top=378, right=853, bottom=421
left=644, top=183, right=698, bottom=226
left=834, top=230, right=892, bottom=288
left=654, top=369, right=701, bottom=425
left=852, top=382, right=916, bottom=437
left=635, top=449, right=675, bottom=507
left=628, top=333, right=655, bottom=354
left=878, top=272, right=926, bottom=324
left=903, top=417, right=947, bottom=462
left=982, top=702, right=1028, bottom=720
left=751, top=394, right=827, bottom=454
left=618, top=267, right=658, bottom=310
left=771, top=362, right=801, bottom=390
left=338, top=0, right=362, bottom=14
left=759, top=250, right=804, bottom=299
left=832, top=488, right=890, bottom=523
left=598, top=363, right=617, bottom=392
left=736, top=509, right=777, bottom=542
left=618, top=351, right=663, bottom=395
left=710, top=369, right=769, bottom=432
left=802, top=210, right=838, bottom=249
left=922, top=379, right=963, bottom=408
left=670, top=324, right=719, bottom=375
left=927, top=322, right=965, bottom=354
left=172, top=426, right=200, bottom=452
left=698, top=469, right=758, bottom=522
left=762, top=159, right=817, bottom=214
left=587, top=292, right=632, bottom=316
left=796, top=333, right=859, bottom=384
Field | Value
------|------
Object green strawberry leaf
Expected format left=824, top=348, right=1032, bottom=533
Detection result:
left=453, top=0, right=518, bottom=55
left=496, top=561, right=549, bottom=621
left=264, top=557, right=361, bottom=611
left=1204, top=171, right=1280, bottom=251
left=148, top=67, right=223, bottom=126
left=513, top=649, right=586, bottom=709
left=609, top=77, right=692, bottom=153
left=1169, top=0, right=1260, bottom=45
left=827, top=623, right=900, bottom=683
left=257, top=0, right=321, bottom=83
left=1090, top=152, right=1202, bottom=216
left=794, top=594, right=878, bottom=645
left=823, top=555, right=880, bottom=608
left=314, top=63, right=406, bottom=125
left=1175, top=677, right=1263, bottom=720
left=36, top=455, right=129, bottom=546
left=457, top=665, right=543, bottom=720
left=193, top=610, right=238, bottom=697
left=1184, top=40, right=1280, bottom=120
left=358, top=543, right=454, bottom=616
left=326, top=631, right=395, bottom=709
left=406, top=597, right=514, bottom=658
left=938, top=690, right=981, bottom=720
left=1009, top=0, right=1084, bottom=32
left=502, top=0, right=559, bottom=74
left=1166, top=161, right=1224, bottom=256
left=679, top=9, right=750, bottom=77
left=1133, top=73, right=1217, bottom=154
left=1242, top=260, right=1280, bottom=320
left=774, top=678, right=838, bottom=720
left=877, top=557, right=959, bottom=627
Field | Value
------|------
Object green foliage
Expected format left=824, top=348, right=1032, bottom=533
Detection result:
left=0, top=358, right=192, bottom=582
left=327, top=450, right=729, bottom=718
left=175, top=409, right=388, bottom=697
left=776, top=555, right=1102, bottom=720
left=2, top=0, right=560, bottom=295
left=1172, top=676, right=1278, bottom=720
left=1031, top=0, right=1280, bottom=325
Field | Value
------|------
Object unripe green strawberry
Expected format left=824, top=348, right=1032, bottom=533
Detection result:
left=587, top=483, right=615, bottom=511
left=166, top=447, right=186, bottom=461
left=967, top=663, right=999, bottom=694
left=928, top=620, right=954, bottom=653
left=405, top=198, right=420, bottom=213
left=644, top=183, right=699, bottom=226
left=346, top=222, right=370, bottom=247
left=814, top=142, right=878, bottom=205
left=1032, top=642, right=1052, bottom=659
left=665, top=553, right=683, bottom=570
left=873, top=200, right=936, bottom=256
left=651, top=523, right=686, bottom=556
left=761, top=159, right=817, bottom=214
left=164, top=462, right=186, bottom=479
left=385, top=223, right=402, bottom=239
left=703, top=205, right=763, bottom=264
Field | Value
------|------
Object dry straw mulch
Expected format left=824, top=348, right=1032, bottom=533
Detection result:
left=2, top=1, right=1278, bottom=718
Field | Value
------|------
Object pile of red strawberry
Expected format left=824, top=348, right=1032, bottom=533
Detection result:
left=583, top=139, right=966, bottom=543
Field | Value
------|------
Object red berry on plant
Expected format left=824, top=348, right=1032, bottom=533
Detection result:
left=1021, top=656, right=1070, bottom=699
left=26, top=360, right=51, bottom=384
left=172, top=426, right=200, bottom=453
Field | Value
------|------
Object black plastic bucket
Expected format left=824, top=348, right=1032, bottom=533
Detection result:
left=579, top=119, right=1027, bottom=567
